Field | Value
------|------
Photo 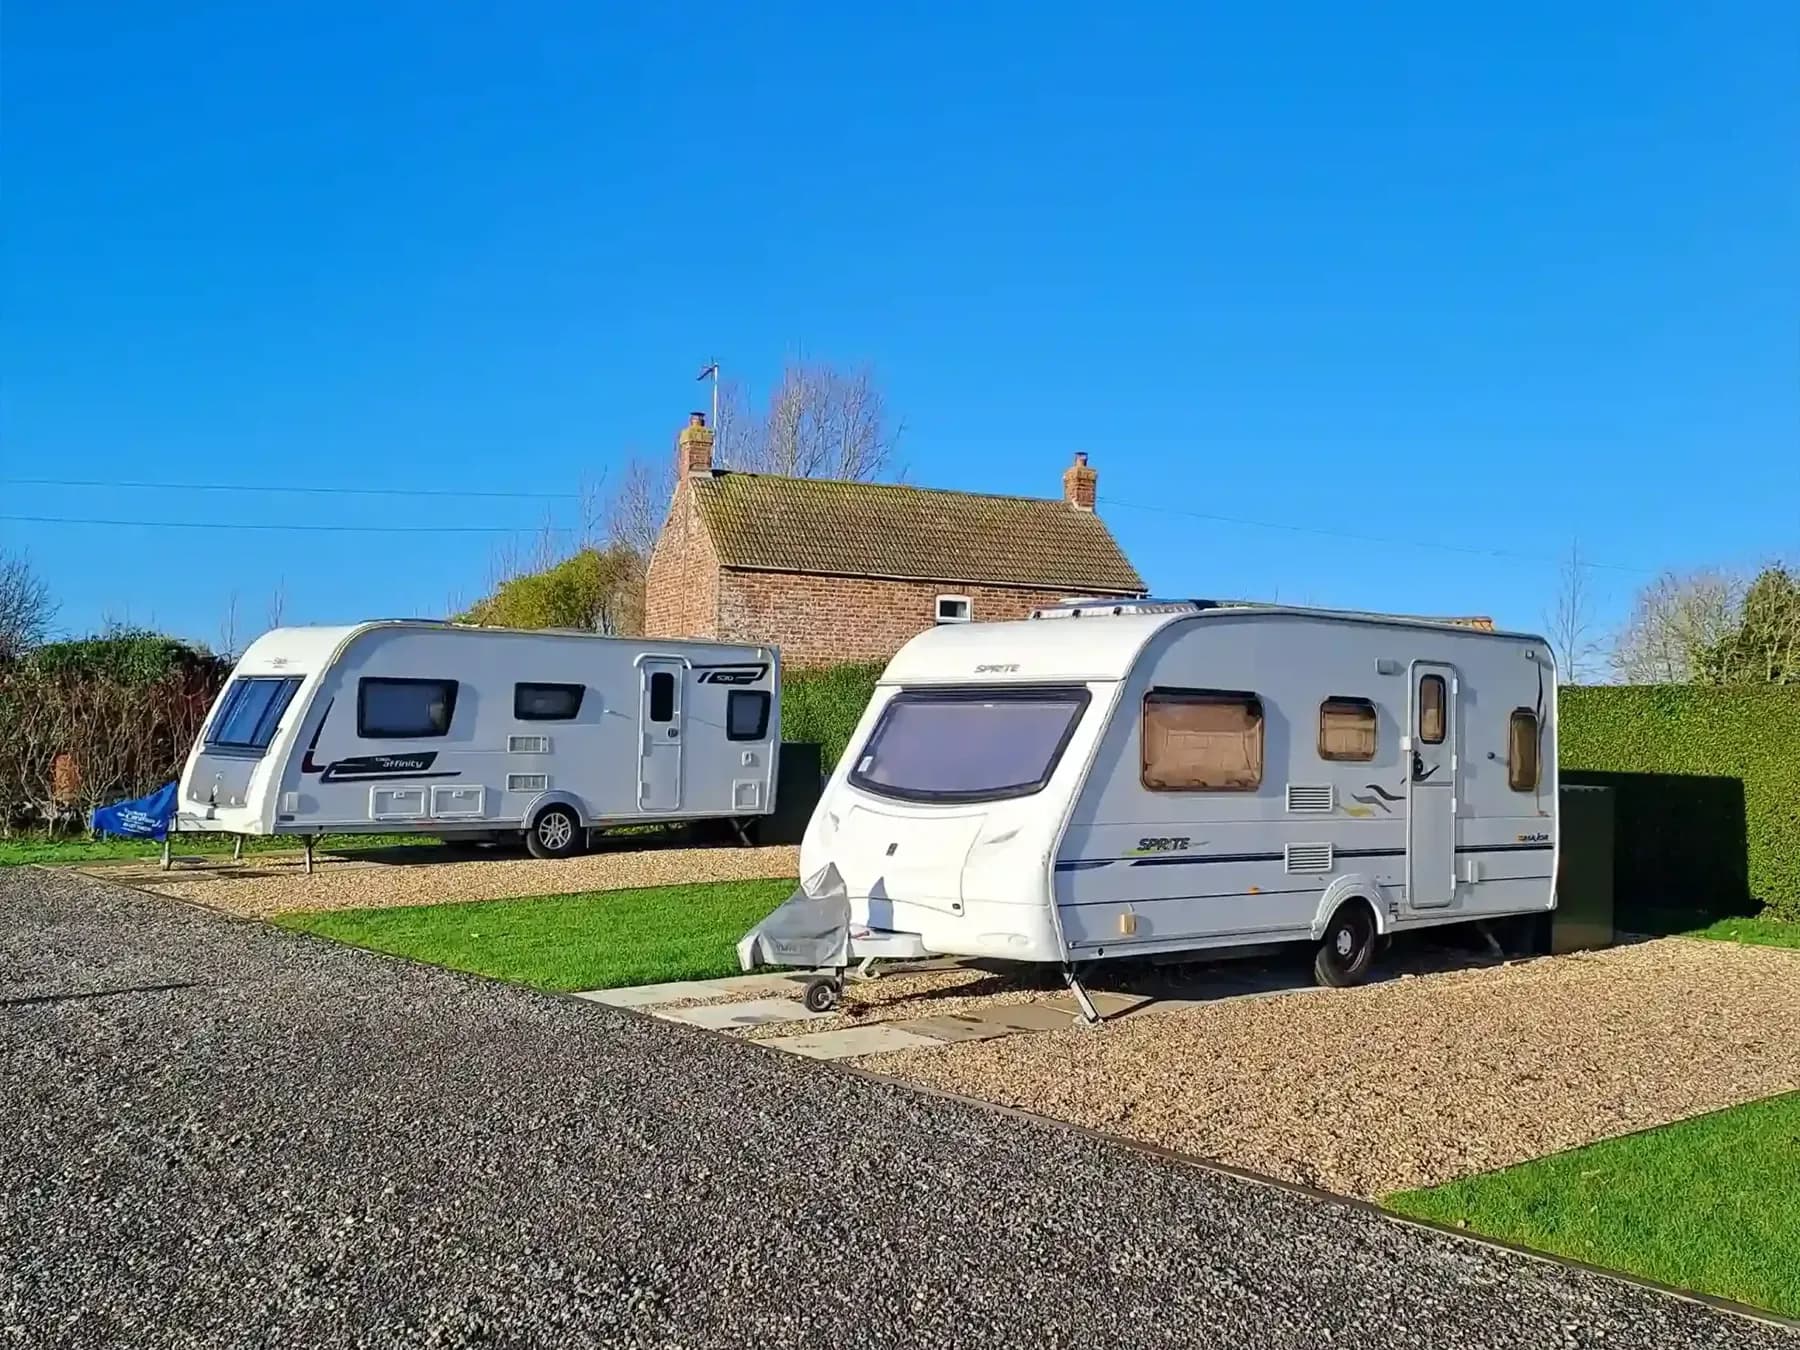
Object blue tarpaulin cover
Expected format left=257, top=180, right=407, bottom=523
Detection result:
left=91, top=782, right=179, bottom=841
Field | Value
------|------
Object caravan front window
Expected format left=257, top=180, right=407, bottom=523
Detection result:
left=205, top=676, right=302, bottom=753
left=849, top=686, right=1090, bottom=804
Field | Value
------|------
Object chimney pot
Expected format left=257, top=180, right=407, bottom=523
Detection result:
left=1062, top=451, right=1098, bottom=511
left=677, top=411, right=716, bottom=476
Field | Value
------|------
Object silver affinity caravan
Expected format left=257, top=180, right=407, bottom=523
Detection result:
left=178, top=622, right=779, bottom=859
left=754, top=599, right=1555, bottom=1012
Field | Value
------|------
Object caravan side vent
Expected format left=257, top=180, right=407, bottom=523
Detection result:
left=1286, top=784, right=1335, bottom=813
left=1285, top=843, right=1334, bottom=874
left=507, top=773, right=548, bottom=793
left=508, top=734, right=551, bottom=754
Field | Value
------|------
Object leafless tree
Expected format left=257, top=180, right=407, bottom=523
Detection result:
left=0, top=549, right=55, bottom=660
left=716, top=358, right=902, bottom=481
left=217, top=591, right=241, bottom=663
left=1610, top=568, right=1744, bottom=684
left=1544, top=541, right=1605, bottom=683
left=265, top=579, right=288, bottom=631
left=607, top=454, right=675, bottom=566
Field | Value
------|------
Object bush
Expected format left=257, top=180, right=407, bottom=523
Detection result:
left=27, top=630, right=225, bottom=686
left=1560, top=685, right=1800, bottom=921
left=780, top=662, right=881, bottom=770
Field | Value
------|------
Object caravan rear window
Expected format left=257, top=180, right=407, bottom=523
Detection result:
left=849, top=687, right=1090, bottom=804
left=205, top=676, right=302, bottom=753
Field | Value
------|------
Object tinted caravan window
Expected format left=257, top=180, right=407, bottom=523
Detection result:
left=515, top=682, right=584, bottom=721
left=358, top=678, right=458, bottom=739
left=205, top=676, right=302, bottom=753
left=849, top=687, right=1090, bottom=803
left=727, top=689, right=771, bottom=741
left=1141, top=689, right=1264, bottom=792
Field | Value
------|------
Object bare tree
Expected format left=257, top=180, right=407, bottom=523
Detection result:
left=217, top=591, right=241, bottom=663
left=608, top=454, right=675, bottom=565
left=1610, top=568, right=1743, bottom=684
left=266, top=579, right=288, bottom=631
left=0, top=549, right=55, bottom=660
left=1544, top=541, right=1604, bottom=683
left=717, top=358, right=902, bottom=481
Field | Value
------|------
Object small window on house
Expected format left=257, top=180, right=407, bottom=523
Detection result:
left=1418, top=674, right=1447, bottom=744
left=514, top=682, right=585, bottom=721
left=648, top=671, right=676, bottom=723
left=1142, top=689, right=1264, bottom=792
left=935, top=594, right=972, bottom=624
left=358, top=678, right=458, bottom=739
left=727, top=690, right=771, bottom=741
left=1319, top=697, right=1378, bottom=761
left=1509, top=708, right=1540, bottom=792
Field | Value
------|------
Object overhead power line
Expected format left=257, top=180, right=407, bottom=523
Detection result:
left=0, top=476, right=580, bottom=501
left=1098, top=497, right=1654, bottom=576
left=0, top=513, right=577, bottom=535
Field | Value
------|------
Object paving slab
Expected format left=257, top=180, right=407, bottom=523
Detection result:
left=760, top=1023, right=945, bottom=1059
left=656, top=997, right=827, bottom=1030
left=898, top=1014, right=1018, bottom=1044
left=572, top=979, right=729, bottom=1009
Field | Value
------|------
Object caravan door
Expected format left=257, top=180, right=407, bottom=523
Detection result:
left=637, top=657, right=685, bottom=812
left=1406, top=661, right=1458, bottom=909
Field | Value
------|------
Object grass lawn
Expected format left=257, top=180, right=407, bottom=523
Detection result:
left=273, top=877, right=797, bottom=991
left=1631, top=905, right=1800, bottom=952
left=1386, top=1092, right=1800, bottom=1319
left=0, top=832, right=434, bottom=867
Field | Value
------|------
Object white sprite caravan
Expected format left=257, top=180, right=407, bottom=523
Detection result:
left=176, top=622, right=780, bottom=864
left=745, top=599, right=1556, bottom=1017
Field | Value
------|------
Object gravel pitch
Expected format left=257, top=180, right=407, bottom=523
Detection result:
left=99, top=842, right=800, bottom=918
left=2, top=869, right=1789, bottom=1350
left=863, top=938, right=1800, bottom=1198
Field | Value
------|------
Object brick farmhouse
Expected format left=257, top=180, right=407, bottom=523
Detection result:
left=643, top=413, right=1147, bottom=665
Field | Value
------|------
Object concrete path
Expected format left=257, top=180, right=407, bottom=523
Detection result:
left=3, top=868, right=1787, bottom=1349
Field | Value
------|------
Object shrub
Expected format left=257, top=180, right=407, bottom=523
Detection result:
left=1560, top=685, right=1800, bottom=921
left=780, top=662, right=882, bottom=770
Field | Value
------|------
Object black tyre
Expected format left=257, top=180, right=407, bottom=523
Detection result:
left=525, top=806, right=585, bottom=860
left=802, top=977, right=840, bottom=1014
left=1313, top=902, right=1378, bottom=988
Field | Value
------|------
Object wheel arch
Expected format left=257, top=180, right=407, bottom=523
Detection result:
left=1310, top=875, right=1389, bottom=939
left=522, top=790, right=590, bottom=829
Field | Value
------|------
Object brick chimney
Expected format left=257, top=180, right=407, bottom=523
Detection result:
left=677, top=411, right=714, bottom=476
left=1062, top=451, right=1097, bottom=511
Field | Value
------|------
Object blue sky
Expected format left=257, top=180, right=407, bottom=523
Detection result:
left=5, top=1, right=1796, bottom=653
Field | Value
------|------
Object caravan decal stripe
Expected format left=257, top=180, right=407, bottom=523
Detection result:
left=1055, top=842, right=1553, bottom=871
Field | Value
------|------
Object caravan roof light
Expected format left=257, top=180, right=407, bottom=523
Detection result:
left=1030, top=597, right=1222, bottom=620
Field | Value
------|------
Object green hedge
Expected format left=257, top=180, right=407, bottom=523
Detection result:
left=1560, top=685, right=1800, bottom=922
left=780, top=662, right=882, bottom=771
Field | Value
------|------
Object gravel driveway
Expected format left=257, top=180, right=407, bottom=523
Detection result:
left=862, top=938, right=1800, bottom=1198
left=84, top=841, right=800, bottom=918
left=3, top=868, right=1788, bottom=1349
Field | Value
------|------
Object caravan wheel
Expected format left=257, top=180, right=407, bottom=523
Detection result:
left=1313, top=902, right=1377, bottom=988
left=526, top=806, right=584, bottom=860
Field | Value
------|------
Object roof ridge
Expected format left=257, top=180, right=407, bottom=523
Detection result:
left=705, top=470, right=1065, bottom=508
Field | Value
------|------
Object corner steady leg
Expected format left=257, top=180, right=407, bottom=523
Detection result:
left=303, top=834, right=315, bottom=877
left=160, top=834, right=172, bottom=872
left=232, top=834, right=244, bottom=862
left=1063, top=964, right=1103, bottom=1026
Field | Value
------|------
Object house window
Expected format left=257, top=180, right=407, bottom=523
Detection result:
left=1318, top=697, right=1378, bottom=762
left=1509, top=709, right=1540, bottom=792
left=935, top=594, right=972, bottom=624
left=1418, top=674, right=1447, bottom=744
left=1142, top=689, right=1264, bottom=792
left=648, top=671, right=676, bottom=723
left=358, top=678, right=458, bottom=739
left=514, top=682, right=585, bottom=721
left=727, top=690, right=771, bottom=741
left=205, top=676, right=303, bottom=753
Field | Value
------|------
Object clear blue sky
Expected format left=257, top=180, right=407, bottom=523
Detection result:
left=5, top=2, right=1796, bottom=652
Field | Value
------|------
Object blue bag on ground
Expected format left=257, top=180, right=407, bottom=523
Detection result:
left=92, top=782, right=179, bottom=841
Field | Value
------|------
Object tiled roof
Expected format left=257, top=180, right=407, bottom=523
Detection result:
left=688, top=472, right=1146, bottom=593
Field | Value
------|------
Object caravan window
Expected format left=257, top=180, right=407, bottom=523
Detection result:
left=1418, top=675, right=1447, bottom=744
left=849, top=686, right=1090, bottom=803
left=1508, top=709, right=1541, bottom=791
left=358, top=678, right=458, bottom=739
left=205, top=676, right=302, bottom=753
left=648, top=672, right=676, bottom=723
left=1318, top=697, right=1378, bottom=761
left=515, top=682, right=585, bottom=721
left=1142, top=689, right=1264, bottom=792
left=727, top=690, right=771, bottom=741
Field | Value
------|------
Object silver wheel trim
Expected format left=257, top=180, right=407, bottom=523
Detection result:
left=1335, top=927, right=1355, bottom=957
left=539, top=813, right=573, bottom=849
